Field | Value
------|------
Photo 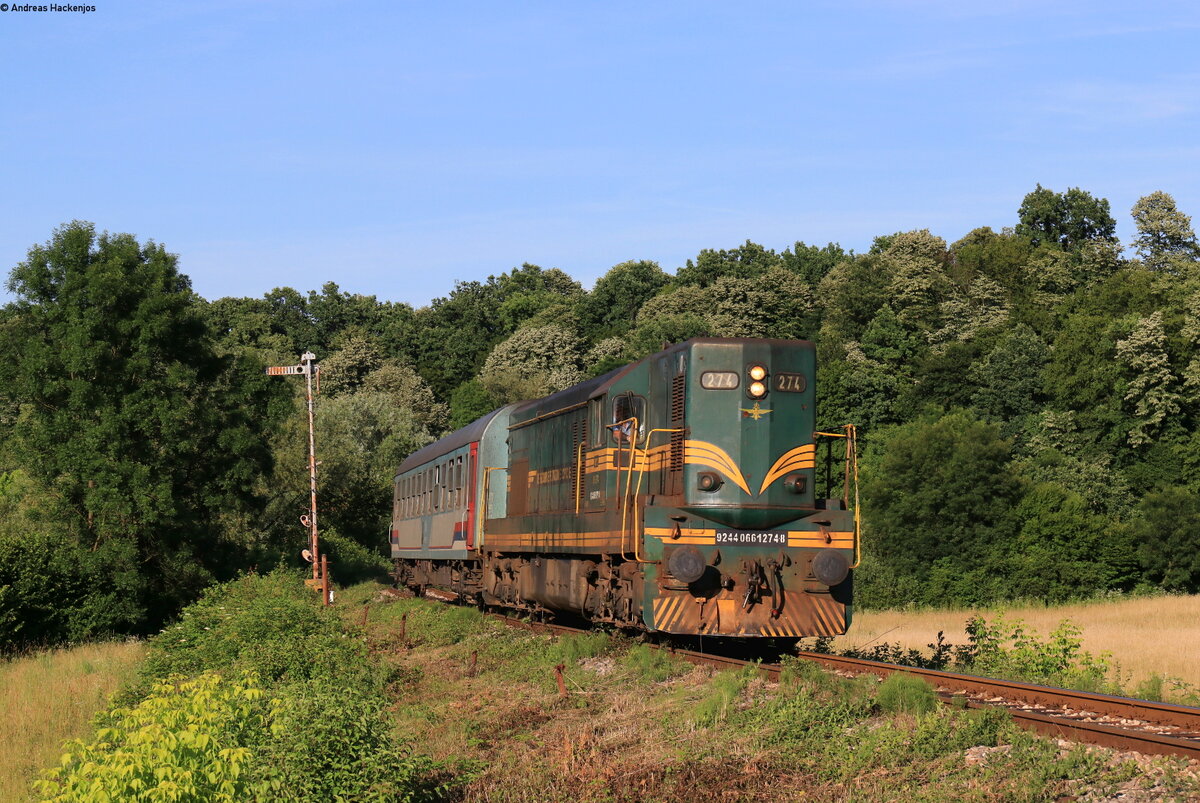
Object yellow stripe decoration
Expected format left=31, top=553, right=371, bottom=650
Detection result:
left=758, top=444, right=817, bottom=494
left=683, top=440, right=751, bottom=494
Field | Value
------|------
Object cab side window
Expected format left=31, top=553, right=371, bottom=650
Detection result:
left=611, top=394, right=646, bottom=443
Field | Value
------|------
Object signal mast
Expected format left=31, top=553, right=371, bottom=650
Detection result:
left=266, top=350, right=330, bottom=604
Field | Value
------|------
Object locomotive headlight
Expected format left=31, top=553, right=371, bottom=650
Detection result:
left=748, top=381, right=767, bottom=399
left=748, top=364, right=767, bottom=381
left=697, top=471, right=723, bottom=492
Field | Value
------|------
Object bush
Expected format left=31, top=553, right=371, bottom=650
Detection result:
left=139, top=569, right=371, bottom=689
left=264, top=682, right=439, bottom=802
left=74, top=571, right=448, bottom=802
left=34, top=672, right=280, bottom=802
left=0, top=532, right=142, bottom=652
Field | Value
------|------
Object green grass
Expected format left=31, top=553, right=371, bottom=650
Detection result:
left=346, top=586, right=1197, bottom=801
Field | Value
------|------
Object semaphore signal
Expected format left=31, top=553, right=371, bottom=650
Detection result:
left=265, top=351, right=331, bottom=605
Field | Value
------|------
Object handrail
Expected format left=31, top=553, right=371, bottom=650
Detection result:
left=630, top=428, right=684, bottom=563
left=813, top=425, right=860, bottom=569
left=611, top=416, right=639, bottom=561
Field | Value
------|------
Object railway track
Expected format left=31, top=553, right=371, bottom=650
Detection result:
left=487, top=612, right=1200, bottom=762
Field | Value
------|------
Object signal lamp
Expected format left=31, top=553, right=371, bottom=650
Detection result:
left=749, top=381, right=767, bottom=398
left=748, top=364, right=767, bottom=381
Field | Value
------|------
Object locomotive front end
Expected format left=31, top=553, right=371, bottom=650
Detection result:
left=642, top=339, right=856, bottom=638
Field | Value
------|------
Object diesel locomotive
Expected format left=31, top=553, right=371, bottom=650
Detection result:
left=389, top=337, right=858, bottom=638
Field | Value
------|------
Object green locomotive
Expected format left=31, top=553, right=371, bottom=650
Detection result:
left=390, top=337, right=858, bottom=638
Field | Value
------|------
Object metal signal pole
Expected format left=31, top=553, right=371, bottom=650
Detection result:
left=301, top=350, right=319, bottom=584
left=266, top=351, right=328, bottom=603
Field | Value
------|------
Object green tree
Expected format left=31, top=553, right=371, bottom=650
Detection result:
left=968, top=324, right=1048, bottom=422
left=362, top=359, right=449, bottom=432
left=580, top=260, right=670, bottom=338
left=1006, top=483, right=1123, bottom=601
left=1131, top=487, right=1200, bottom=592
left=479, top=325, right=585, bottom=403
left=881, top=229, right=951, bottom=331
left=262, top=286, right=318, bottom=355
left=1115, top=311, right=1182, bottom=447
left=412, top=280, right=506, bottom=395
left=0, top=222, right=284, bottom=631
left=861, top=412, right=1021, bottom=588
left=780, top=241, right=848, bottom=286
left=318, top=331, right=385, bottom=396
left=1130, top=191, right=1200, bottom=273
left=1016, top=184, right=1117, bottom=249
left=448, top=379, right=501, bottom=429
left=815, top=253, right=893, bottom=342
left=306, top=282, right=386, bottom=351
left=203, top=295, right=294, bottom=363
left=674, top=240, right=783, bottom=287
left=705, top=267, right=815, bottom=339
left=950, top=227, right=1033, bottom=294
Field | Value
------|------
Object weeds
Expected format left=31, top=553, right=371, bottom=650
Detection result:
left=875, top=672, right=937, bottom=716
left=621, top=643, right=687, bottom=683
left=689, top=665, right=758, bottom=727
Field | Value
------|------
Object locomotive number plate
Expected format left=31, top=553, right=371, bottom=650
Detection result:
left=715, top=530, right=788, bottom=545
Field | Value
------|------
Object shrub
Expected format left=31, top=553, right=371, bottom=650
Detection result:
left=0, top=532, right=140, bottom=651
left=139, top=569, right=371, bottom=689
left=34, top=672, right=280, bottom=802
left=45, top=572, right=450, bottom=802
left=264, top=682, right=439, bottom=802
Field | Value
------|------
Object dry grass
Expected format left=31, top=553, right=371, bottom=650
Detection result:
left=0, top=640, right=146, bottom=802
left=836, top=595, right=1200, bottom=688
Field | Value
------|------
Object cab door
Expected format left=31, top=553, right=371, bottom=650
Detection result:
left=584, top=397, right=606, bottom=511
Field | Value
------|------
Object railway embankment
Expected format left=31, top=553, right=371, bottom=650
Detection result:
left=349, top=584, right=1200, bottom=801
left=15, top=575, right=1200, bottom=801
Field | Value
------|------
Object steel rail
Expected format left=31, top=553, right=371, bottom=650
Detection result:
left=795, top=651, right=1200, bottom=731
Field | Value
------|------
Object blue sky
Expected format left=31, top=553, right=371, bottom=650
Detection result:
left=1, top=1, right=1197, bottom=307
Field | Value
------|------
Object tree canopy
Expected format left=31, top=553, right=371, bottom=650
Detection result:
left=5, top=183, right=1200, bottom=648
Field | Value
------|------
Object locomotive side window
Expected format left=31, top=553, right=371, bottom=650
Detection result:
left=611, top=394, right=646, bottom=443
left=589, top=398, right=604, bottom=447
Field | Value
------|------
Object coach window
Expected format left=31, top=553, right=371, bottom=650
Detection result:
left=456, top=456, right=464, bottom=508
